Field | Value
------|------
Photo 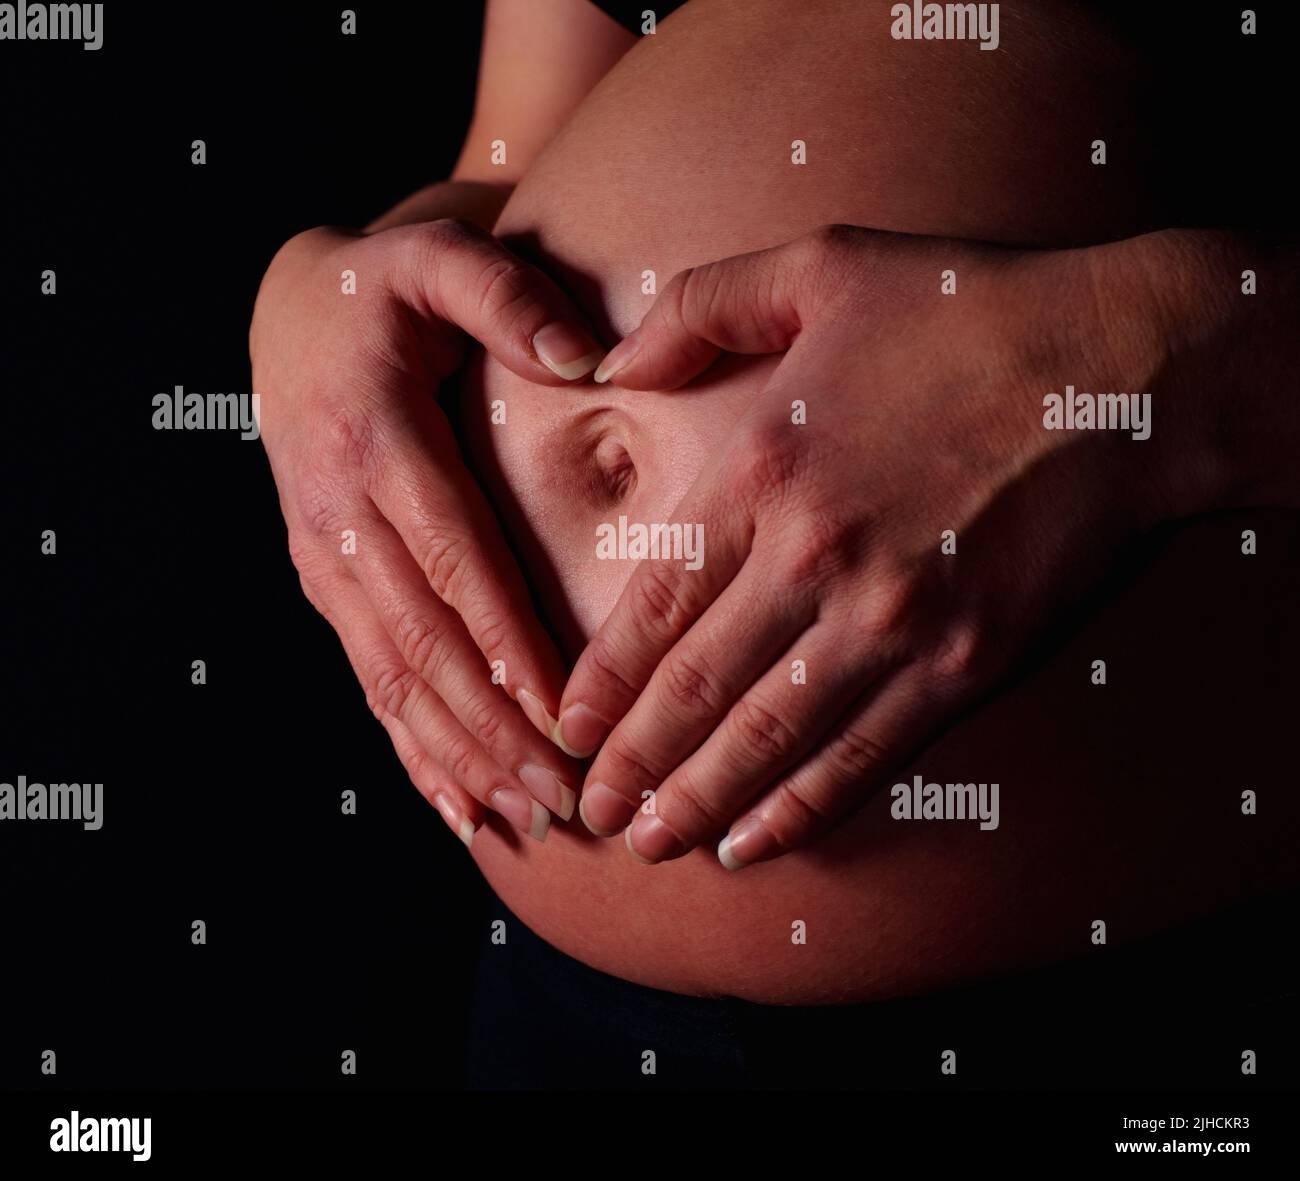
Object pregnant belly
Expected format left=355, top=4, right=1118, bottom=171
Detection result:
left=490, top=0, right=1155, bottom=344
left=459, top=0, right=1266, bottom=1004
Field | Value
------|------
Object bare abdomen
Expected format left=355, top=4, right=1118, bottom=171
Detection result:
left=463, top=0, right=1296, bottom=1003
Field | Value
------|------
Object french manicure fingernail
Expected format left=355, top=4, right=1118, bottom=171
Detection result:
left=578, top=781, right=634, bottom=837
left=718, top=816, right=776, bottom=870
left=593, top=336, right=639, bottom=385
left=517, top=688, right=558, bottom=740
left=432, top=791, right=475, bottom=849
left=533, top=322, right=602, bottom=381
left=517, top=764, right=576, bottom=822
left=626, top=812, right=683, bottom=864
left=490, top=786, right=550, bottom=842
left=552, top=703, right=608, bottom=758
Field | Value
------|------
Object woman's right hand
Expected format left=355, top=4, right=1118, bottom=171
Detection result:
left=249, top=218, right=604, bottom=845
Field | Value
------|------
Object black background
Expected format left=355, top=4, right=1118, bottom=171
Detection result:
left=2, top=2, right=489, bottom=1090
left=1, top=0, right=1297, bottom=1103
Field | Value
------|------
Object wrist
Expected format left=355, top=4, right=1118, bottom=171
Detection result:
left=1085, top=229, right=1300, bottom=521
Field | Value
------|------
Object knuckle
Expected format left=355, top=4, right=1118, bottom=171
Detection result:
left=663, top=775, right=731, bottom=833
left=852, top=576, right=926, bottom=655
left=286, top=530, right=315, bottom=573
left=929, top=622, right=987, bottom=686
left=399, top=739, right=428, bottom=784
left=659, top=649, right=723, bottom=719
left=318, top=404, right=378, bottom=475
left=727, top=696, right=799, bottom=765
left=471, top=609, right=511, bottom=661
left=392, top=604, right=451, bottom=683
left=629, top=563, right=692, bottom=638
left=439, top=733, right=480, bottom=787
left=295, top=572, right=332, bottom=623
left=463, top=696, right=506, bottom=751
left=730, top=423, right=804, bottom=505
left=599, top=737, right=665, bottom=794
left=581, top=640, right=640, bottom=702
left=423, top=529, right=473, bottom=603
left=472, top=255, right=534, bottom=330
left=292, top=472, right=344, bottom=537
left=652, top=265, right=728, bottom=369
left=287, top=528, right=330, bottom=581
left=768, top=777, right=837, bottom=836
left=675, top=264, right=721, bottom=326
left=778, top=509, right=864, bottom=590
left=652, top=264, right=692, bottom=316
left=368, top=661, right=421, bottom=721
left=823, top=725, right=892, bottom=784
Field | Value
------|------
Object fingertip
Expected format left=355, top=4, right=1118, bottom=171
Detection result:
left=551, top=725, right=593, bottom=760
left=592, top=331, right=643, bottom=385
left=432, top=791, right=478, bottom=850
left=517, top=763, right=577, bottom=822
left=624, top=824, right=654, bottom=864
left=552, top=703, right=608, bottom=759
left=516, top=688, right=559, bottom=741
left=488, top=785, right=552, bottom=842
left=625, top=811, right=685, bottom=864
left=541, top=351, right=603, bottom=382
left=717, top=833, right=747, bottom=870
left=717, top=815, right=778, bottom=870
left=532, top=322, right=602, bottom=382
left=527, top=797, right=552, bottom=842
left=578, top=792, right=623, bottom=838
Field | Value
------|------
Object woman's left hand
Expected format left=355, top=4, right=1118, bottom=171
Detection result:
left=555, top=225, right=1238, bottom=867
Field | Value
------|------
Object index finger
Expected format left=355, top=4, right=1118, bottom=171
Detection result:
left=368, top=397, right=575, bottom=748
left=386, top=218, right=608, bottom=384
left=591, top=230, right=835, bottom=391
left=553, top=468, right=754, bottom=761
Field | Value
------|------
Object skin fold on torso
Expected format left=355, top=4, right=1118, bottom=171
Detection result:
left=453, top=0, right=1299, bottom=1003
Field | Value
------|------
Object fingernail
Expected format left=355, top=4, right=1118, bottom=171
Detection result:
left=578, top=781, right=635, bottom=837
left=517, top=764, right=576, bottom=822
left=593, top=335, right=640, bottom=385
left=489, top=785, right=550, bottom=842
left=626, top=811, right=684, bottom=864
left=432, top=791, right=475, bottom=849
left=533, top=322, right=602, bottom=381
left=552, top=703, right=608, bottom=758
left=517, top=688, right=558, bottom=740
left=718, top=816, right=777, bottom=870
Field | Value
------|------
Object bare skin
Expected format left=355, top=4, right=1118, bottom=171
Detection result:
left=453, top=0, right=1299, bottom=1001
left=252, top=0, right=1299, bottom=1001
left=248, top=0, right=635, bottom=839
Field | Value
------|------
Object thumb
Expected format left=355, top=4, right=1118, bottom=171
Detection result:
left=389, top=218, right=607, bottom=385
left=592, top=229, right=845, bottom=391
